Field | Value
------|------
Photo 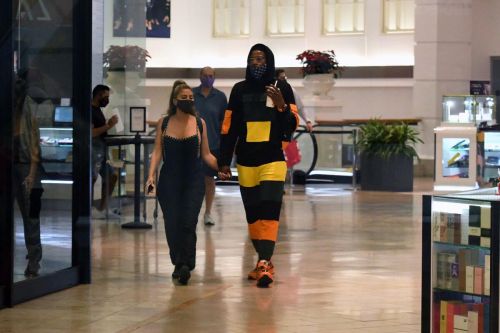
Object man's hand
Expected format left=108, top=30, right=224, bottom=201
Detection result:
left=306, top=121, right=314, bottom=132
left=107, top=115, right=118, bottom=129
left=218, top=165, right=232, bottom=180
left=265, top=85, right=285, bottom=111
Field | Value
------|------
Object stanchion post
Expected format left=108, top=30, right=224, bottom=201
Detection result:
left=122, top=134, right=152, bottom=229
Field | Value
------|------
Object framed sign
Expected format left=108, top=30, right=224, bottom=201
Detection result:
left=130, top=107, right=146, bottom=133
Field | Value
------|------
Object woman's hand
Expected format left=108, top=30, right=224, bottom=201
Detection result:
left=145, top=176, right=156, bottom=195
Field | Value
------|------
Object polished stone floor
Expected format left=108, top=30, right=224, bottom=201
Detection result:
left=0, top=179, right=435, bottom=333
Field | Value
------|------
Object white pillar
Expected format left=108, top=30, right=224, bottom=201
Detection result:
left=413, top=0, right=473, bottom=160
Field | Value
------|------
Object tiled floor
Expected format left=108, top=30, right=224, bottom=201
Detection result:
left=0, top=179, right=435, bottom=332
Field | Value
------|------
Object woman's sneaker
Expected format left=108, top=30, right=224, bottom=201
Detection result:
left=178, top=265, right=191, bottom=285
left=256, top=260, right=274, bottom=287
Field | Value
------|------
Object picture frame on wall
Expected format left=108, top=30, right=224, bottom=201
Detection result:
left=113, top=0, right=171, bottom=38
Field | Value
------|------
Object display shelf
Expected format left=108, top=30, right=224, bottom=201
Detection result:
left=433, top=288, right=490, bottom=298
left=39, top=127, right=73, bottom=181
left=422, top=193, right=499, bottom=333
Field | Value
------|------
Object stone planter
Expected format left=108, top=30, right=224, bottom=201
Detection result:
left=105, top=70, right=143, bottom=94
left=302, top=73, right=335, bottom=98
left=360, top=153, right=414, bottom=192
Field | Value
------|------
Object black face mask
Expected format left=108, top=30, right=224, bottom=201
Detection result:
left=99, top=97, right=109, bottom=108
left=176, top=99, right=194, bottom=113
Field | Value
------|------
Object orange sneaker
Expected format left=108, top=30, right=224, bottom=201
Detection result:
left=256, top=260, right=274, bottom=288
left=248, top=261, right=274, bottom=280
left=247, top=265, right=259, bottom=280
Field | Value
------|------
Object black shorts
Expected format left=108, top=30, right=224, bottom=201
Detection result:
left=92, top=139, right=115, bottom=182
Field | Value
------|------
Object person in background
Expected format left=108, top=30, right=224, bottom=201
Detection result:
left=91, top=85, right=119, bottom=219
left=146, top=83, right=229, bottom=285
left=218, top=44, right=299, bottom=287
left=13, top=74, right=44, bottom=277
left=193, top=67, right=228, bottom=226
left=276, top=69, right=314, bottom=132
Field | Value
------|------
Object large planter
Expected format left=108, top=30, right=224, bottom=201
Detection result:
left=105, top=69, right=143, bottom=94
left=302, top=73, right=335, bottom=98
left=360, top=153, right=413, bottom=191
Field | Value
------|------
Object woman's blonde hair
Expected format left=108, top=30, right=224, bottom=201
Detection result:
left=167, top=83, right=196, bottom=116
left=166, top=79, right=186, bottom=115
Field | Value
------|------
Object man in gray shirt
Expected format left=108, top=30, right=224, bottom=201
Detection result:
left=193, top=67, right=228, bottom=225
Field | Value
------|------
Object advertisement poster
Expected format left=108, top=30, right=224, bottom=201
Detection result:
left=113, top=0, right=171, bottom=38
left=470, top=81, right=490, bottom=95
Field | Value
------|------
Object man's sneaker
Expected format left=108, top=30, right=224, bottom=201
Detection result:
left=247, top=265, right=259, bottom=280
left=92, top=208, right=120, bottom=220
left=204, top=214, right=215, bottom=226
left=92, top=207, right=107, bottom=219
left=24, top=260, right=40, bottom=278
left=248, top=260, right=274, bottom=280
left=256, top=260, right=275, bottom=287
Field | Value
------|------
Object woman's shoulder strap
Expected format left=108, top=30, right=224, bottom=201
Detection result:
left=196, top=116, right=203, bottom=134
left=161, top=115, right=170, bottom=131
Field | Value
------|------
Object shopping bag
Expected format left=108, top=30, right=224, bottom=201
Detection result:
left=284, top=139, right=301, bottom=168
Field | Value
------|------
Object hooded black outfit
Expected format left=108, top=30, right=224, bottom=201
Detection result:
left=219, top=44, right=299, bottom=261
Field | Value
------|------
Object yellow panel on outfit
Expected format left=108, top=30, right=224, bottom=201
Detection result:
left=237, top=161, right=287, bottom=187
left=246, top=121, right=271, bottom=142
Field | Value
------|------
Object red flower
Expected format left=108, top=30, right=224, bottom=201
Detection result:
left=296, top=49, right=341, bottom=77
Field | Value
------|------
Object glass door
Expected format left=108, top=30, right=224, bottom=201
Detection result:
left=1, top=0, right=92, bottom=306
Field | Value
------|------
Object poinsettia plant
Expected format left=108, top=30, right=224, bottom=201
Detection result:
left=296, top=50, right=341, bottom=78
left=103, top=45, right=151, bottom=71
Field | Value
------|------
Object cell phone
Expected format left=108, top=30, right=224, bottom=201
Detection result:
left=146, top=183, right=155, bottom=196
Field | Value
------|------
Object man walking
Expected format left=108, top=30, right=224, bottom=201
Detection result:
left=193, top=67, right=228, bottom=226
left=91, top=85, right=119, bottom=219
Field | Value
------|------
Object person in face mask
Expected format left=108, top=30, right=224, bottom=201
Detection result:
left=218, top=44, right=300, bottom=288
left=146, top=83, right=230, bottom=285
left=193, top=67, right=228, bottom=226
left=91, top=85, right=119, bottom=219
left=276, top=69, right=314, bottom=133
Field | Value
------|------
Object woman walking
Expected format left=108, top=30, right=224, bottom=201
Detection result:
left=146, top=83, right=228, bottom=285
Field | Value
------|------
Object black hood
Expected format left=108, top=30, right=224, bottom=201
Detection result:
left=245, top=43, right=275, bottom=85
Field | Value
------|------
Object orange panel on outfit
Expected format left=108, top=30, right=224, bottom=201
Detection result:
left=248, top=219, right=279, bottom=241
left=221, top=110, right=232, bottom=134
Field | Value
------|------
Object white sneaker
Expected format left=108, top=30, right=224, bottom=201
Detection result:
left=204, top=214, right=215, bottom=226
left=92, top=207, right=107, bottom=219
left=92, top=208, right=121, bottom=220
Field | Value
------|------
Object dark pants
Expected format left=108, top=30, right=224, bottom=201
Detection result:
left=157, top=168, right=205, bottom=270
left=13, top=165, right=43, bottom=263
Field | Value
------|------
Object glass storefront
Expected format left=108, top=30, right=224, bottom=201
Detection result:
left=1, top=0, right=91, bottom=307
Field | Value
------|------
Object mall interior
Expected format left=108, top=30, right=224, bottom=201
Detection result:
left=1, top=0, right=500, bottom=332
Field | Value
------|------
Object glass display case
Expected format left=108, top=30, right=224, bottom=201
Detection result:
left=39, top=127, right=73, bottom=181
left=442, top=95, right=496, bottom=126
left=480, top=131, right=500, bottom=184
left=422, top=191, right=499, bottom=333
left=434, top=126, right=478, bottom=190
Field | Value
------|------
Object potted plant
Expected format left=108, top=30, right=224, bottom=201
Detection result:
left=103, top=45, right=151, bottom=93
left=296, top=50, right=341, bottom=77
left=357, top=119, right=423, bottom=191
left=103, top=45, right=151, bottom=72
left=296, top=49, right=341, bottom=97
